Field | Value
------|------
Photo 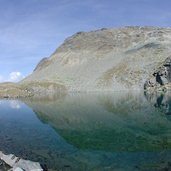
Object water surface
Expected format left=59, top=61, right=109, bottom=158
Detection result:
left=0, top=92, right=171, bottom=171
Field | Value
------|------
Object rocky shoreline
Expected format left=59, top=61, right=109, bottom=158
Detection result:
left=0, top=151, right=46, bottom=171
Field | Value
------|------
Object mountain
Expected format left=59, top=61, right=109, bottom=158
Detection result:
left=1, top=26, right=171, bottom=97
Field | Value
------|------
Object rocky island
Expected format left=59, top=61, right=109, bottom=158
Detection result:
left=1, top=26, right=171, bottom=97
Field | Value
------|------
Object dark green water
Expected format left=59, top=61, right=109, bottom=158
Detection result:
left=0, top=92, right=171, bottom=171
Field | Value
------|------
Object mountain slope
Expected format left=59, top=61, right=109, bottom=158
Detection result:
left=20, top=27, right=171, bottom=92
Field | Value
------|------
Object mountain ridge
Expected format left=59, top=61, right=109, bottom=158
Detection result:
left=1, top=26, right=171, bottom=97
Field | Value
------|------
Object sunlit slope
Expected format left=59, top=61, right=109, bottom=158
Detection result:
left=21, top=27, right=171, bottom=91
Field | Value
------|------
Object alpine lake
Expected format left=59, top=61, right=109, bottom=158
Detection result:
left=0, top=91, right=171, bottom=171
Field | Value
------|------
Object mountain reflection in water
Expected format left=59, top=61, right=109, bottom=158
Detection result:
left=145, top=91, right=171, bottom=116
left=1, top=92, right=171, bottom=171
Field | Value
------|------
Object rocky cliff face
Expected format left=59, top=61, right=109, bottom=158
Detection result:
left=144, top=56, right=171, bottom=91
left=20, top=26, right=171, bottom=92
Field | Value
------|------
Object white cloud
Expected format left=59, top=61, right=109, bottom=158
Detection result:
left=0, top=71, right=24, bottom=83
left=8, top=72, right=24, bottom=82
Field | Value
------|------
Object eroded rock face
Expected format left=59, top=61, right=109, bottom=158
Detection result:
left=144, top=56, right=171, bottom=91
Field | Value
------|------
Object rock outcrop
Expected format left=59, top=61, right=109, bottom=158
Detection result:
left=144, top=56, right=171, bottom=91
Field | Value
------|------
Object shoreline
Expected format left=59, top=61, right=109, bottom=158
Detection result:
left=0, top=151, right=45, bottom=171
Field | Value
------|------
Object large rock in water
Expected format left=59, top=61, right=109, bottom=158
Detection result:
left=20, top=26, right=171, bottom=92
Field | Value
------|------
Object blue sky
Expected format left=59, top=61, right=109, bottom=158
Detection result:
left=0, top=0, right=171, bottom=82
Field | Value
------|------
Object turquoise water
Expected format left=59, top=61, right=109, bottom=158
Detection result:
left=0, top=92, right=171, bottom=171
